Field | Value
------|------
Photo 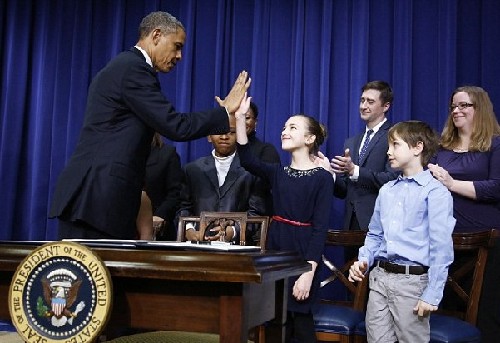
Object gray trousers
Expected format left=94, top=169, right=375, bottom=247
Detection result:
left=366, top=266, right=430, bottom=343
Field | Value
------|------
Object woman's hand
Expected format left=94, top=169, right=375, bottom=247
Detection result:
left=312, top=151, right=335, bottom=177
left=428, top=163, right=455, bottom=190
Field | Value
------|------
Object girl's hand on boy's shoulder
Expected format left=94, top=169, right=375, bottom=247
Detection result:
left=413, top=300, right=438, bottom=317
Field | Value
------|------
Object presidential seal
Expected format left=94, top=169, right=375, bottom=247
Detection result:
left=8, top=241, right=112, bottom=342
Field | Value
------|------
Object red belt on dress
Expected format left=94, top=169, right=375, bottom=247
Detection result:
left=272, top=215, right=312, bottom=227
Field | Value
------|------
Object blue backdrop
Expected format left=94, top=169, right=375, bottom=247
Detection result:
left=1, top=0, right=500, bottom=241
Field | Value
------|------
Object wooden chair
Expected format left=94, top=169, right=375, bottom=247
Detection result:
left=313, top=230, right=368, bottom=343
left=247, top=215, right=270, bottom=249
left=353, top=229, right=495, bottom=343
left=429, top=229, right=494, bottom=343
left=177, top=212, right=269, bottom=248
left=177, top=211, right=247, bottom=244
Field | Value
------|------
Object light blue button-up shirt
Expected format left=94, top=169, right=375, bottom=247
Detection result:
left=358, top=169, right=455, bottom=305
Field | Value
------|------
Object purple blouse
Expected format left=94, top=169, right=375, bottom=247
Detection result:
left=433, top=136, right=500, bottom=231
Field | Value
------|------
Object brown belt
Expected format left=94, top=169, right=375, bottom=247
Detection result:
left=376, top=260, right=428, bottom=275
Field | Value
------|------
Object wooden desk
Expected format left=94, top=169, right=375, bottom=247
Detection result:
left=0, top=243, right=309, bottom=343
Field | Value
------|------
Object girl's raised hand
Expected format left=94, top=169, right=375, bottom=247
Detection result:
left=235, top=92, right=251, bottom=119
left=235, top=93, right=251, bottom=145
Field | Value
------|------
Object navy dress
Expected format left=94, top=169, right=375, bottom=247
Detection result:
left=238, top=143, right=333, bottom=313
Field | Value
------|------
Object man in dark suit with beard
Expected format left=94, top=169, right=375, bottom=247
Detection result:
left=49, top=11, right=250, bottom=239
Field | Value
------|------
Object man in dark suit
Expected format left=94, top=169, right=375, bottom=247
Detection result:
left=176, top=118, right=266, bottom=243
left=330, top=81, right=399, bottom=231
left=49, top=11, right=250, bottom=239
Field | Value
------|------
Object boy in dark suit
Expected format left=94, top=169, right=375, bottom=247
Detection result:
left=177, top=118, right=266, bottom=243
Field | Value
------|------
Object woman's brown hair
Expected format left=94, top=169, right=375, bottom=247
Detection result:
left=441, top=86, right=500, bottom=152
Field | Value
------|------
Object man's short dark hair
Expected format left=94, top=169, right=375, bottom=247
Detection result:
left=362, top=80, right=394, bottom=105
left=139, top=11, right=185, bottom=39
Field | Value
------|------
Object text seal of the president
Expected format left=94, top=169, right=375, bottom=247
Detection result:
left=9, top=241, right=112, bottom=342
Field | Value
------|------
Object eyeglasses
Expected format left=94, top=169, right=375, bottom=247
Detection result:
left=449, top=102, right=474, bottom=112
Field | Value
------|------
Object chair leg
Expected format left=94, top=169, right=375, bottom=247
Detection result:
left=315, top=332, right=353, bottom=343
left=353, top=335, right=367, bottom=343
left=250, top=325, right=265, bottom=343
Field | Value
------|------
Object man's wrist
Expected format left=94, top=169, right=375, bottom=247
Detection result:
left=350, top=165, right=360, bottom=180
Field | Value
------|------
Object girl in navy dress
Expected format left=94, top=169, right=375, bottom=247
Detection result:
left=235, top=94, right=332, bottom=342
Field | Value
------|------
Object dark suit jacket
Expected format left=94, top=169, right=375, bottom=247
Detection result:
left=144, top=144, right=183, bottom=240
left=334, top=120, right=399, bottom=230
left=247, top=132, right=281, bottom=164
left=49, top=47, right=230, bottom=238
left=176, top=154, right=267, bottom=241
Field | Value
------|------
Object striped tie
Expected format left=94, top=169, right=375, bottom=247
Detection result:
left=359, top=129, right=373, bottom=161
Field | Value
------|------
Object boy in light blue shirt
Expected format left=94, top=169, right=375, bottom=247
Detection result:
left=349, top=120, right=455, bottom=343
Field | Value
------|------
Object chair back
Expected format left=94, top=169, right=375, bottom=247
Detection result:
left=247, top=215, right=270, bottom=249
left=177, top=212, right=269, bottom=247
left=321, top=230, right=368, bottom=310
left=440, top=229, right=494, bottom=324
left=426, top=230, right=495, bottom=343
left=314, top=230, right=368, bottom=342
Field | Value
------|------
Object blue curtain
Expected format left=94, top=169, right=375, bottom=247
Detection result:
left=1, top=0, right=500, bottom=241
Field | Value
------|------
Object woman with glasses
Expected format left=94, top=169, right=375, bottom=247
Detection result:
left=428, top=86, right=500, bottom=342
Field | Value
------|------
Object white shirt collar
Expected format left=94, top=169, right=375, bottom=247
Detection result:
left=134, top=45, right=153, bottom=68
left=365, top=117, right=387, bottom=135
left=212, top=150, right=236, bottom=187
